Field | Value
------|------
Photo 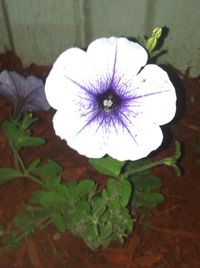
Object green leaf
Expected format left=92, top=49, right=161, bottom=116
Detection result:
left=14, top=213, right=35, bottom=234
left=106, top=178, right=132, bottom=207
left=30, top=159, right=63, bottom=180
left=131, top=174, right=162, bottom=191
left=143, top=192, right=165, bottom=207
left=2, top=121, right=19, bottom=143
left=136, top=36, right=147, bottom=47
left=40, top=192, right=67, bottom=207
left=109, top=200, right=121, bottom=212
left=57, top=184, right=70, bottom=199
left=31, top=190, right=66, bottom=207
left=99, top=222, right=112, bottom=240
left=89, top=156, right=125, bottom=177
left=16, top=136, right=45, bottom=147
left=92, top=197, right=106, bottom=219
left=106, top=178, right=118, bottom=197
left=45, top=176, right=62, bottom=189
left=0, top=168, right=22, bottom=185
left=20, top=113, right=38, bottom=130
left=118, top=179, right=132, bottom=207
left=2, top=120, right=45, bottom=148
left=125, top=158, right=153, bottom=174
left=75, top=179, right=96, bottom=200
left=50, top=212, right=66, bottom=232
left=102, top=189, right=109, bottom=201
left=140, top=208, right=153, bottom=217
left=150, top=49, right=163, bottom=58
left=27, top=159, right=41, bottom=172
left=71, top=200, right=90, bottom=220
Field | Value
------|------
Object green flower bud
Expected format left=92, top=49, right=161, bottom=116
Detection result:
left=146, top=27, right=162, bottom=52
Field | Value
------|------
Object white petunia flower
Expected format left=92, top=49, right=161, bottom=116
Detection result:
left=45, top=37, right=176, bottom=161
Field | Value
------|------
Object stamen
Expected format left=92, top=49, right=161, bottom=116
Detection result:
left=98, top=90, right=120, bottom=112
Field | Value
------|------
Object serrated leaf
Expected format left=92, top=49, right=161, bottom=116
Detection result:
left=89, top=156, right=125, bottom=177
left=0, top=168, right=22, bottom=185
left=50, top=212, right=66, bottom=232
left=75, top=179, right=96, bottom=200
left=118, top=179, right=132, bottom=207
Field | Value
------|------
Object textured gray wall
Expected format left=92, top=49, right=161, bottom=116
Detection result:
left=0, top=0, right=199, bottom=76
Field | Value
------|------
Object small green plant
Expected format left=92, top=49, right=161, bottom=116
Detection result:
left=0, top=114, right=180, bottom=251
left=0, top=28, right=181, bottom=251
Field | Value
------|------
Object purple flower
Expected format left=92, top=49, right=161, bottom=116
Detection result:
left=45, top=37, right=176, bottom=161
left=0, top=70, right=50, bottom=118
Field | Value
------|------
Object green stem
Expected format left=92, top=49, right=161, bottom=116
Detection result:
left=9, top=142, right=26, bottom=172
left=23, top=173, right=45, bottom=186
left=9, top=142, right=45, bottom=186
left=122, top=158, right=169, bottom=179
left=122, top=141, right=181, bottom=179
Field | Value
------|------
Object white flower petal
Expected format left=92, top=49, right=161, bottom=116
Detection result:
left=87, top=37, right=148, bottom=82
left=53, top=109, right=107, bottom=158
left=53, top=108, right=163, bottom=161
left=105, top=115, right=163, bottom=161
left=45, top=48, right=89, bottom=110
left=127, top=64, right=177, bottom=125
left=45, top=37, right=148, bottom=111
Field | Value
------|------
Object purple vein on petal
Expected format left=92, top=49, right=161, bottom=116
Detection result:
left=75, top=111, right=102, bottom=136
left=64, top=75, right=95, bottom=97
left=108, top=115, right=119, bottom=134
left=110, top=42, right=118, bottom=86
left=94, top=113, right=107, bottom=133
left=113, top=73, right=127, bottom=94
left=117, top=112, right=138, bottom=145
left=130, top=89, right=171, bottom=101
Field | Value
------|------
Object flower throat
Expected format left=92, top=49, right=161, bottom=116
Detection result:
left=98, top=89, right=120, bottom=112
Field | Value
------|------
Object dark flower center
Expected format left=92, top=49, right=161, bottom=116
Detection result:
left=98, top=89, right=120, bottom=112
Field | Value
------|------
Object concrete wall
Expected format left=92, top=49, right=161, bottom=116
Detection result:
left=0, top=0, right=199, bottom=76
